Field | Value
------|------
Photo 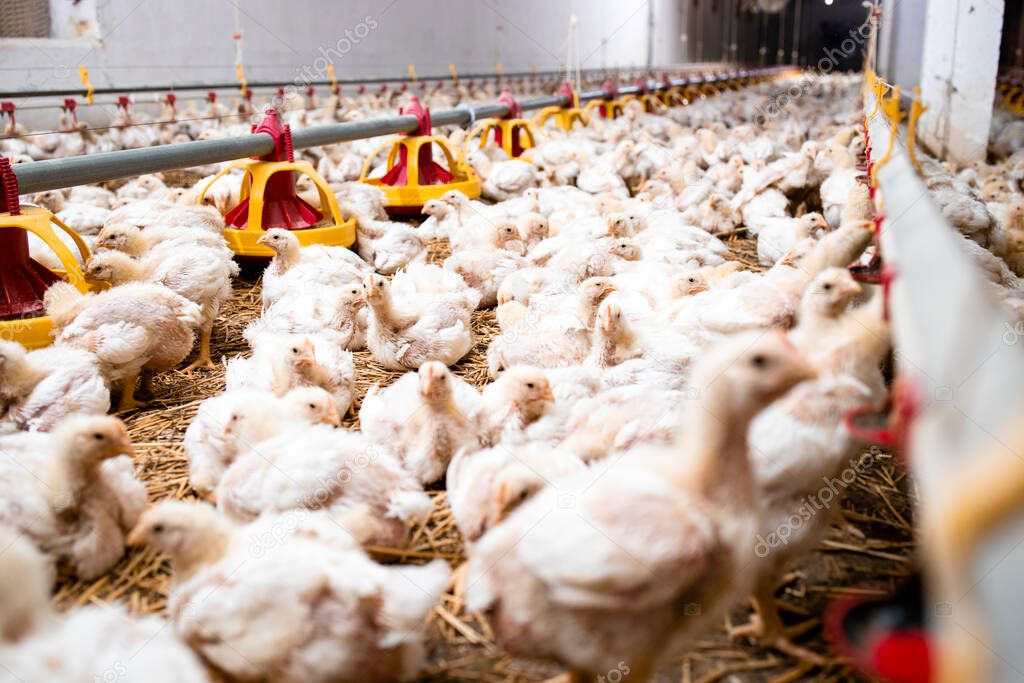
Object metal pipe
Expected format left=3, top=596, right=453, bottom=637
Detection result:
left=10, top=68, right=776, bottom=195
left=0, top=64, right=683, bottom=101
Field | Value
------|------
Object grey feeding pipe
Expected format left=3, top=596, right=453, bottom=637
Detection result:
left=11, top=68, right=785, bottom=195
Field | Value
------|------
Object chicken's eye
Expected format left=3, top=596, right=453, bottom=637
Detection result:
left=688, top=277, right=696, bottom=283
left=822, top=283, right=833, bottom=291
left=526, top=382, right=535, bottom=389
left=92, top=433, right=104, bottom=441
left=751, top=354, right=768, bottom=368
left=292, top=347, right=300, bottom=354
left=152, top=524, right=165, bottom=534
left=308, top=403, right=316, bottom=410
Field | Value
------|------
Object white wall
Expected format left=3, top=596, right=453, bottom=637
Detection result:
left=0, top=0, right=687, bottom=126
left=2, top=0, right=653, bottom=87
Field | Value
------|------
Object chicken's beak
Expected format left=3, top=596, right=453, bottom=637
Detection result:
left=115, top=423, right=136, bottom=456
left=125, top=523, right=147, bottom=547
left=256, top=233, right=270, bottom=246
left=323, top=404, right=342, bottom=427
left=540, top=385, right=556, bottom=403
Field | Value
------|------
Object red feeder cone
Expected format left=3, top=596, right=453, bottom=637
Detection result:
left=223, top=109, right=322, bottom=231
left=379, top=96, right=453, bottom=187
left=0, top=229, right=60, bottom=319
left=0, top=158, right=61, bottom=319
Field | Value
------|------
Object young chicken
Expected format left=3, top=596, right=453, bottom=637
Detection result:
left=444, top=247, right=528, bottom=307
left=227, top=331, right=356, bottom=416
left=215, top=425, right=431, bottom=549
left=363, top=274, right=473, bottom=369
left=361, top=362, right=484, bottom=484
left=184, top=387, right=341, bottom=498
left=482, top=159, right=541, bottom=201
left=735, top=275, right=890, bottom=663
left=257, top=228, right=369, bottom=311
left=128, top=502, right=449, bottom=683
left=0, top=341, right=109, bottom=432
left=85, top=245, right=238, bottom=371
left=0, top=415, right=144, bottom=581
left=257, top=282, right=368, bottom=350
left=480, top=366, right=556, bottom=444
left=345, top=205, right=427, bottom=275
left=756, top=212, right=830, bottom=266
left=0, top=526, right=209, bottom=682
left=447, top=441, right=586, bottom=544
left=45, top=282, right=202, bottom=411
left=585, top=299, right=643, bottom=369
left=464, top=333, right=816, bottom=682
left=486, top=277, right=616, bottom=375
left=94, top=221, right=228, bottom=258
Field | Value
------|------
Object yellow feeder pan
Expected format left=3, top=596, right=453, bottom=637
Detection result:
left=581, top=79, right=625, bottom=120
left=583, top=98, right=624, bottom=120
left=532, top=81, right=588, bottom=132
left=359, top=95, right=481, bottom=215
left=0, top=196, right=91, bottom=350
left=200, top=109, right=356, bottom=258
left=462, top=88, right=538, bottom=159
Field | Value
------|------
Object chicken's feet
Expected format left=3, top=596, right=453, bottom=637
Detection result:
left=728, top=588, right=826, bottom=667
left=183, top=329, right=217, bottom=372
left=117, top=373, right=145, bottom=413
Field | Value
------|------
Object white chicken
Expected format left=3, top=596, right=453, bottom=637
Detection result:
left=84, top=245, right=238, bottom=371
left=227, top=331, right=356, bottom=415
left=464, top=333, right=816, bottom=681
left=215, top=425, right=430, bottom=549
left=45, top=281, right=202, bottom=411
left=185, top=386, right=341, bottom=498
left=128, top=502, right=449, bottom=683
left=363, top=273, right=473, bottom=369
left=0, top=527, right=209, bottom=683
left=360, top=362, right=484, bottom=484
left=257, top=227, right=369, bottom=311
left=0, top=341, right=109, bottom=433
left=0, top=415, right=144, bottom=581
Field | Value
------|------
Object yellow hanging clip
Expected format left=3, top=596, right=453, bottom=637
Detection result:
left=235, top=62, right=247, bottom=94
left=408, top=64, right=417, bottom=83
left=871, top=85, right=906, bottom=187
left=867, top=75, right=888, bottom=121
left=78, top=65, right=94, bottom=105
left=496, top=63, right=504, bottom=80
left=449, top=63, right=458, bottom=84
left=327, top=64, right=338, bottom=93
left=906, top=87, right=928, bottom=174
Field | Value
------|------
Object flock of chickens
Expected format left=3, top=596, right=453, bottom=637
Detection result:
left=0, top=69, right=1022, bottom=683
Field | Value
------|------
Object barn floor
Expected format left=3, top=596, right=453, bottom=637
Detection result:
left=54, top=235, right=916, bottom=683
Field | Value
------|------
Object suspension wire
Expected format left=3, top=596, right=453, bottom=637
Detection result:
left=792, top=0, right=802, bottom=65
left=777, top=4, right=786, bottom=65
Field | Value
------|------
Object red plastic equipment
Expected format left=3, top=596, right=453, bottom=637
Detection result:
left=223, top=110, right=320, bottom=231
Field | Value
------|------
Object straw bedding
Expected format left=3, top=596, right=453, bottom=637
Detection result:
left=53, top=233, right=914, bottom=682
